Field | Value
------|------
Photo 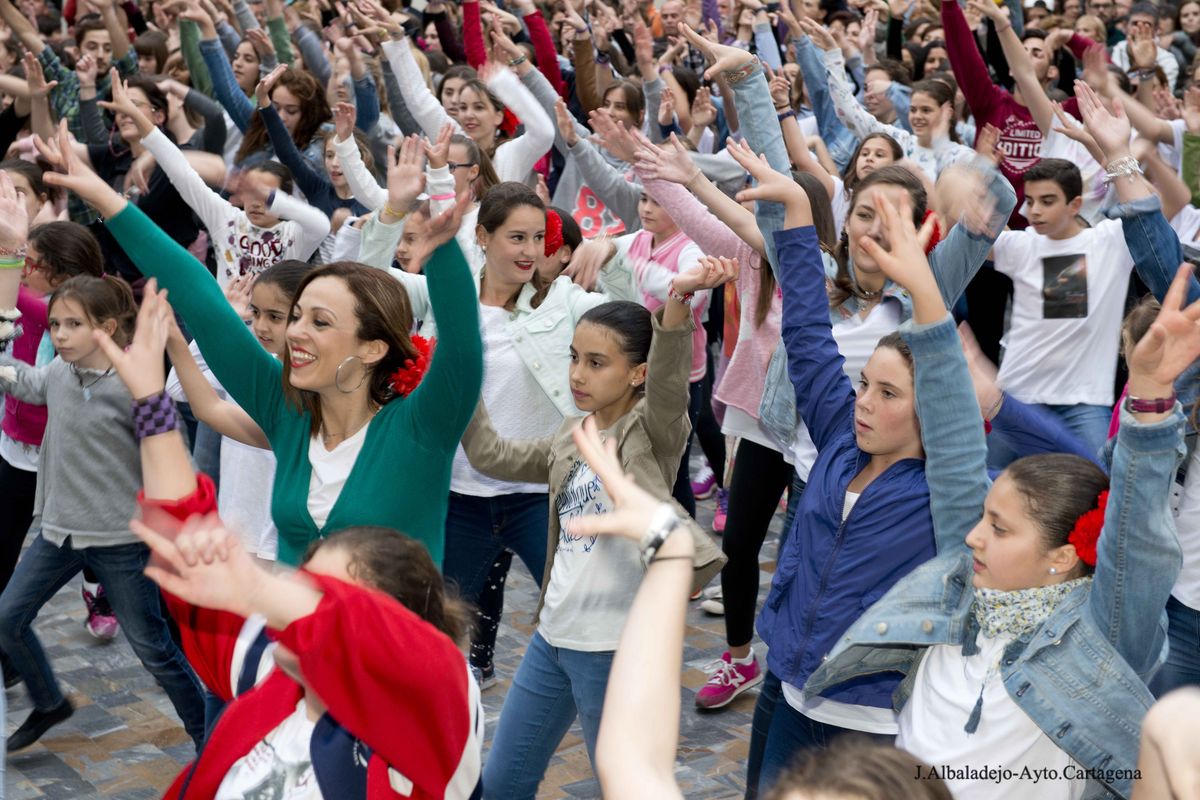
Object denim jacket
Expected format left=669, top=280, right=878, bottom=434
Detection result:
left=805, top=315, right=1186, bottom=800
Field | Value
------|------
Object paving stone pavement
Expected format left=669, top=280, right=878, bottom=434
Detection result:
left=4, top=474, right=786, bottom=799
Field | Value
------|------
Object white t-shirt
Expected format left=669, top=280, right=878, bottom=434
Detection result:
left=217, top=699, right=320, bottom=799
left=898, top=635, right=1085, bottom=800
left=1170, top=205, right=1200, bottom=248
left=307, top=422, right=371, bottom=530
left=451, top=305, right=560, bottom=497
left=538, top=453, right=644, bottom=651
left=993, top=220, right=1133, bottom=406
left=0, top=431, right=38, bottom=472
left=1172, top=448, right=1200, bottom=609
left=781, top=488, right=899, bottom=734
left=790, top=299, right=902, bottom=480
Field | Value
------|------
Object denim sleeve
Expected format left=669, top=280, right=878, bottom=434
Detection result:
left=1105, top=195, right=1200, bottom=305
left=201, top=38, right=253, bottom=133
left=774, top=226, right=857, bottom=453
left=902, top=315, right=990, bottom=555
left=728, top=62, right=789, bottom=275
left=794, top=36, right=850, bottom=147
left=353, top=74, right=380, bottom=134
left=928, top=158, right=1017, bottom=308
left=990, top=394, right=1103, bottom=468
left=753, top=21, right=783, bottom=71
left=1088, top=406, right=1185, bottom=677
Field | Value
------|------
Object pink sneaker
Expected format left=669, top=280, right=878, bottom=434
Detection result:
left=691, top=465, right=716, bottom=500
left=82, top=584, right=120, bottom=640
left=712, top=488, right=729, bottom=534
left=695, top=651, right=763, bottom=709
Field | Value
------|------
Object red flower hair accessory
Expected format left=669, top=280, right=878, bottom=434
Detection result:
left=545, top=209, right=564, bottom=257
left=1067, top=489, right=1109, bottom=567
left=922, top=209, right=941, bottom=256
left=388, top=334, right=434, bottom=397
left=500, top=108, right=520, bottom=138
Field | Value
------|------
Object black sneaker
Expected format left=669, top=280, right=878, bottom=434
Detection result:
left=7, top=699, right=74, bottom=751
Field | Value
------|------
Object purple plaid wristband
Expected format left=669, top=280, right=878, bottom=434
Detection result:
left=132, top=389, right=179, bottom=441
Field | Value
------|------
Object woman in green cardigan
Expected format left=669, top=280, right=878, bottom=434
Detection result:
left=38, top=124, right=483, bottom=566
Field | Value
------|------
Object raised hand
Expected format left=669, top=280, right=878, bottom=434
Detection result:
left=74, top=53, right=98, bottom=88
left=255, top=64, right=287, bottom=109
left=657, top=84, right=677, bottom=126
left=797, top=17, right=836, bottom=51
left=94, top=278, right=173, bottom=398
left=23, top=51, right=57, bottom=99
left=534, top=172, right=550, bottom=206
left=38, top=120, right=126, bottom=218
left=858, top=7, right=879, bottom=53
left=975, top=122, right=1001, bottom=164
left=98, top=69, right=156, bottom=139
left=635, top=132, right=699, bottom=185
left=672, top=254, right=739, bottom=295
left=0, top=172, right=28, bottom=252
left=567, top=416, right=670, bottom=543
left=132, top=512, right=267, bottom=617
left=1183, top=86, right=1200, bottom=134
left=589, top=108, right=639, bottom=163
left=489, top=24, right=524, bottom=64
left=333, top=100, right=356, bottom=141
left=1075, top=79, right=1132, bottom=160
left=1127, top=264, right=1200, bottom=389
left=245, top=27, right=276, bottom=59
left=965, top=0, right=1005, bottom=24
left=728, top=139, right=806, bottom=206
left=555, top=97, right=580, bottom=146
left=423, top=122, right=454, bottom=169
left=679, top=22, right=756, bottom=80
left=224, top=273, right=255, bottom=321
left=386, top=133, right=427, bottom=209
left=691, top=86, right=717, bottom=130
left=410, top=190, right=474, bottom=268
left=1051, top=101, right=1104, bottom=163
left=766, top=63, right=791, bottom=108
left=562, top=236, right=616, bottom=290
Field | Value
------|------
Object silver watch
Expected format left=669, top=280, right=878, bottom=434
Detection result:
left=640, top=503, right=684, bottom=565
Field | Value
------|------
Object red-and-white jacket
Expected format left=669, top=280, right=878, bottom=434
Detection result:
left=140, top=477, right=483, bottom=800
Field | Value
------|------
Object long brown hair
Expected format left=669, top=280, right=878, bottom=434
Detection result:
left=281, top=263, right=418, bottom=435
left=831, top=165, right=927, bottom=309
left=477, top=182, right=546, bottom=310
left=766, top=736, right=952, bottom=800
left=48, top=274, right=137, bottom=347
left=236, top=68, right=332, bottom=165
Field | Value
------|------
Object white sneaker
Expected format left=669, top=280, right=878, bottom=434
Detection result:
left=701, top=586, right=724, bottom=616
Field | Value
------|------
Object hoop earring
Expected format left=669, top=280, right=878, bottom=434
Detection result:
left=335, top=355, right=367, bottom=394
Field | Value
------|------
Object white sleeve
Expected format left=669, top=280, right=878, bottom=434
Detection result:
left=166, top=340, right=225, bottom=401
left=823, top=48, right=913, bottom=153
left=269, top=191, right=332, bottom=261
left=381, top=38, right=463, bottom=140
left=330, top=219, right=364, bottom=262
left=142, top=127, right=236, bottom=239
left=335, top=134, right=388, bottom=211
left=386, top=265, right=434, bottom=323
left=990, top=230, right=1027, bottom=278
left=426, top=164, right=457, bottom=215
left=488, top=70, right=554, bottom=183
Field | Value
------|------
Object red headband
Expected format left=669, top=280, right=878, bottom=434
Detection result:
left=1067, top=489, right=1109, bottom=567
left=388, top=334, right=434, bottom=398
left=545, top=210, right=564, bottom=257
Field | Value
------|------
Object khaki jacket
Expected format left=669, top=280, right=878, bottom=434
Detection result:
left=461, top=309, right=726, bottom=625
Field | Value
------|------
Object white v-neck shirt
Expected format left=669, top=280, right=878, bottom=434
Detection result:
left=306, top=423, right=371, bottom=529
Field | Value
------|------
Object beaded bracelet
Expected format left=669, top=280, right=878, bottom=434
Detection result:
left=132, top=389, right=179, bottom=442
left=0, top=256, right=23, bottom=270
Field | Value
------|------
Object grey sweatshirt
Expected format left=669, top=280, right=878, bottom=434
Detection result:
left=0, top=357, right=141, bottom=547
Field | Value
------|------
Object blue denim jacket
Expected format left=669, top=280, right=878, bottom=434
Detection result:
left=723, top=55, right=1016, bottom=449
left=805, top=314, right=1186, bottom=800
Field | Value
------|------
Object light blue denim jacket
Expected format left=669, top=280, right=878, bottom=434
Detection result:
left=805, top=314, right=1186, bottom=800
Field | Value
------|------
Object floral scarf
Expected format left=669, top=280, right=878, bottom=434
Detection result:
left=972, top=577, right=1092, bottom=640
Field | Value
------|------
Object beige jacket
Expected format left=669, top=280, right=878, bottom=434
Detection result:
left=461, top=309, right=726, bottom=625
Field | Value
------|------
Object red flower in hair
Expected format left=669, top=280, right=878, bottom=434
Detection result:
left=388, top=335, right=434, bottom=397
left=1067, top=490, right=1109, bottom=567
left=545, top=210, right=564, bottom=257
left=500, top=108, right=520, bottom=138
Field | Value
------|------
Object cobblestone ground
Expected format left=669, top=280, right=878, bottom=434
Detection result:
left=4, top=467, right=785, bottom=799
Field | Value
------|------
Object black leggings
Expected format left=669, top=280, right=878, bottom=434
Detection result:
left=673, top=370, right=729, bottom=516
left=695, top=349, right=726, bottom=489
left=0, top=458, right=36, bottom=595
left=721, top=439, right=794, bottom=647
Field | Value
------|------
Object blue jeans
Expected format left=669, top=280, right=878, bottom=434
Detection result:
left=443, top=491, right=548, bottom=671
left=482, top=632, right=614, bottom=799
left=0, top=534, right=206, bottom=744
left=1152, top=595, right=1200, bottom=696
left=751, top=670, right=892, bottom=796
left=988, top=402, right=1112, bottom=470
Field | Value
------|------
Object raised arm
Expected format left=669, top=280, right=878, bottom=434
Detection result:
left=970, top=0, right=1054, bottom=134
left=381, top=36, right=463, bottom=139
left=485, top=64, right=554, bottom=182
left=1089, top=266, right=1197, bottom=676
left=199, top=35, right=256, bottom=132
left=166, top=333, right=270, bottom=449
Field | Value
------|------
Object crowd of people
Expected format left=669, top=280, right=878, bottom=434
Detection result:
left=0, top=0, right=1198, bottom=796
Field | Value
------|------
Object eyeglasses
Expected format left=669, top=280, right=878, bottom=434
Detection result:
left=447, top=161, right=476, bottom=171
left=21, top=258, right=50, bottom=281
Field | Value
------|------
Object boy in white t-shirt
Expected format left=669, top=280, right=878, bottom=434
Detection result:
left=989, top=158, right=1134, bottom=468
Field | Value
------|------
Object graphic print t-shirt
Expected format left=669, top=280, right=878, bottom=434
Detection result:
left=217, top=699, right=320, bottom=799
left=539, top=452, right=645, bottom=652
left=992, top=219, right=1133, bottom=406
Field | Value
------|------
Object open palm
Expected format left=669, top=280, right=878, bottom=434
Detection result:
left=1128, top=265, right=1200, bottom=387
left=0, top=172, right=28, bottom=250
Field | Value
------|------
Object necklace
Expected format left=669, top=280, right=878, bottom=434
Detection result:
left=71, top=364, right=112, bottom=402
left=856, top=284, right=884, bottom=300
left=321, top=406, right=379, bottom=447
